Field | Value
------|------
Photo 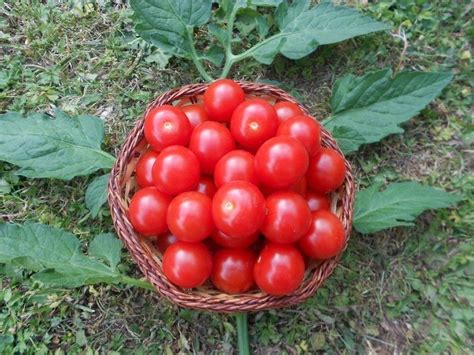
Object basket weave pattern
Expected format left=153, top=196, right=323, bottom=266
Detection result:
left=108, top=82, right=355, bottom=312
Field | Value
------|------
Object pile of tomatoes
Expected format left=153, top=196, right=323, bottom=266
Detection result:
left=129, top=79, right=347, bottom=296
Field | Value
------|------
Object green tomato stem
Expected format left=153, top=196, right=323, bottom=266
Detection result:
left=186, top=26, right=214, bottom=82
left=235, top=313, right=250, bottom=355
left=120, top=275, right=156, bottom=291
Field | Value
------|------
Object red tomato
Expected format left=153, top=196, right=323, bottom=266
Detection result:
left=167, top=191, right=214, bottom=242
left=306, top=148, right=346, bottom=193
left=144, top=105, right=191, bottom=151
left=261, top=191, right=312, bottom=244
left=214, top=150, right=258, bottom=188
left=212, top=181, right=266, bottom=238
left=211, top=248, right=256, bottom=294
left=128, top=187, right=171, bottom=236
left=152, top=146, right=200, bottom=195
left=156, top=231, right=178, bottom=253
left=135, top=150, right=159, bottom=188
left=305, top=191, right=330, bottom=212
left=254, top=243, right=305, bottom=296
left=274, top=101, right=304, bottom=123
left=230, top=99, right=279, bottom=150
left=255, top=136, right=309, bottom=189
left=291, top=176, right=307, bottom=196
left=189, top=121, right=236, bottom=174
left=277, top=115, right=321, bottom=156
left=181, top=104, right=208, bottom=129
left=196, top=176, right=217, bottom=198
left=162, top=242, right=212, bottom=288
left=298, top=210, right=345, bottom=259
left=204, top=79, right=245, bottom=122
left=211, top=229, right=259, bottom=248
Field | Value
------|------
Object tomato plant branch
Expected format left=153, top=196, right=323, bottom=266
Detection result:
left=186, top=26, right=214, bottom=82
left=235, top=313, right=250, bottom=355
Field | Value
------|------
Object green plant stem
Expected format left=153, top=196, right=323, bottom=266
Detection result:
left=120, top=275, right=156, bottom=291
left=235, top=313, right=250, bottom=355
left=186, top=26, right=214, bottom=82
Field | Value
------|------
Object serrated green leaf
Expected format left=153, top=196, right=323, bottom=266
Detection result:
left=85, top=174, right=109, bottom=217
left=0, top=111, right=115, bottom=180
left=330, top=126, right=366, bottom=154
left=208, top=23, right=227, bottom=45
left=251, top=0, right=282, bottom=6
left=0, top=223, right=122, bottom=287
left=252, top=1, right=389, bottom=62
left=354, top=182, right=461, bottom=234
left=130, top=0, right=212, bottom=58
left=200, top=45, right=225, bottom=65
left=324, top=69, right=453, bottom=151
left=89, top=233, right=122, bottom=271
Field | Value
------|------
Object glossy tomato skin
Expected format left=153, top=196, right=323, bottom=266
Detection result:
left=254, top=243, right=305, bottom=296
left=128, top=187, right=171, bottom=236
left=214, top=150, right=258, bottom=188
left=204, top=79, right=245, bottom=122
left=156, top=231, right=178, bottom=253
left=167, top=191, right=214, bottom=242
left=261, top=191, right=312, bottom=244
left=211, top=229, right=259, bottom=248
left=306, top=148, right=346, bottom=193
left=162, top=242, right=212, bottom=288
left=196, top=176, right=217, bottom=198
left=189, top=121, right=236, bottom=174
left=135, top=150, right=159, bottom=188
left=211, top=248, right=256, bottom=294
left=305, top=191, right=330, bottom=212
left=255, top=136, right=309, bottom=189
left=181, top=104, right=208, bottom=129
left=144, top=105, right=191, bottom=151
left=298, top=210, right=345, bottom=259
left=212, top=181, right=266, bottom=238
left=274, top=101, right=303, bottom=123
left=230, top=99, right=279, bottom=150
left=277, top=115, right=321, bottom=156
left=152, top=146, right=200, bottom=195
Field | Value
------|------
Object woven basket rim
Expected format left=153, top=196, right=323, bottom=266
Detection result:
left=108, top=81, right=355, bottom=313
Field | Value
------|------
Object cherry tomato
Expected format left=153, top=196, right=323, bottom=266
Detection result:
left=214, top=150, right=258, bottom=188
left=230, top=99, right=279, bottom=150
left=135, top=150, right=159, bottom=188
left=274, top=101, right=303, bottom=123
left=254, top=243, right=305, bottom=296
left=167, top=191, right=214, bottom=242
left=162, top=242, right=212, bottom=288
left=156, top=231, right=178, bottom=253
left=144, top=105, right=191, bottom=151
left=255, top=136, right=309, bottom=189
left=212, top=181, right=266, bottom=238
left=211, top=248, right=256, bottom=294
left=128, top=187, right=171, bottom=236
left=181, top=104, right=208, bottom=129
left=298, top=210, right=345, bottom=259
left=152, top=146, right=200, bottom=195
left=196, top=176, right=217, bottom=198
left=211, top=229, right=259, bottom=248
left=277, top=115, right=321, bottom=156
left=204, top=79, right=245, bottom=122
left=306, top=148, right=346, bottom=193
left=189, top=121, right=236, bottom=174
left=261, top=191, right=312, bottom=244
left=305, top=191, right=330, bottom=212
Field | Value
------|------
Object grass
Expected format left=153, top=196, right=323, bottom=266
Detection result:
left=1, top=0, right=473, bottom=353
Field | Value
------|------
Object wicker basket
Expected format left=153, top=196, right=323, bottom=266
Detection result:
left=108, top=82, right=355, bottom=312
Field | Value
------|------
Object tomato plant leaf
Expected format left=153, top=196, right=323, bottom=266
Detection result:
left=251, top=1, right=390, bottom=62
left=353, top=182, right=461, bottom=234
left=89, top=233, right=122, bottom=271
left=130, top=0, right=212, bottom=58
left=85, top=174, right=109, bottom=217
left=0, top=223, right=122, bottom=287
left=0, top=111, right=115, bottom=180
left=324, top=69, right=453, bottom=152
left=331, top=126, right=365, bottom=154
left=251, top=0, right=283, bottom=6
